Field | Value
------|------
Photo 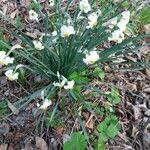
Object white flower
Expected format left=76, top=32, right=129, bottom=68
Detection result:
left=53, top=75, right=67, bottom=88
left=108, top=30, right=125, bottom=43
left=53, top=73, right=75, bottom=90
left=39, top=99, right=52, bottom=110
left=49, top=0, right=54, bottom=7
left=52, top=30, right=57, bottom=36
left=29, top=9, right=38, bottom=22
left=60, top=25, right=75, bottom=38
left=51, top=30, right=58, bottom=42
left=33, top=40, right=44, bottom=50
left=107, top=17, right=118, bottom=29
left=0, top=51, right=14, bottom=66
left=87, top=13, right=98, bottom=29
left=79, top=0, right=91, bottom=13
left=83, top=51, right=99, bottom=65
left=117, top=21, right=128, bottom=32
left=64, top=80, right=75, bottom=90
left=97, top=9, right=102, bottom=16
left=117, top=11, right=130, bottom=32
left=5, top=70, right=19, bottom=81
left=121, top=11, right=130, bottom=21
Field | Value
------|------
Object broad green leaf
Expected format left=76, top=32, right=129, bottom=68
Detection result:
left=107, top=124, right=119, bottom=139
left=93, top=67, right=105, bottom=80
left=63, top=132, right=87, bottom=150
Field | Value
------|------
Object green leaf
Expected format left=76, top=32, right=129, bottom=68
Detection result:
left=63, top=132, right=87, bottom=150
left=97, top=141, right=107, bottom=150
left=106, top=87, right=121, bottom=104
left=139, top=7, right=150, bottom=25
left=28, top=0, right=42, bottom=11
left=15, top=15, right=22, bottom=29
left=0, top=100, right=9, bottom=117
left=107, top=124, right=119, bottom=139
left=93, top=67, right=105, bottom=81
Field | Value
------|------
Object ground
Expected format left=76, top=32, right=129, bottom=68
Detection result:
left=0, top=0, right=150, bottom=150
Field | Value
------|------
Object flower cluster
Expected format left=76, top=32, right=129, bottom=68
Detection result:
left=33, top=40, right=44, bottom=50
left=79, top=0, right=101, bottom=29
left=60, top=25, right=75, bottom=38
left=37, top=98, right=52, bottom=110
left=83, top=50, right=100, bottom=65
left=0, top=51, right=19, bottom=81
left=108, top=11, right=130, bottom=43
left=53, top=72, right=75, bottom=90
left=5, top=70, right=19, bottom=81
left=79, top=0, right=91, bottom=13
left=29, top=9, right=39, bottom=22
left=0, top=51, right=14, bottom=66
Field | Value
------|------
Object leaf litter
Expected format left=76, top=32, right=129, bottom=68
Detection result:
left=0, top=0, right=150, bottom=149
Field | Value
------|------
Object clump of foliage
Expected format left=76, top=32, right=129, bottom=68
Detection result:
left=0, top=0, right=149, bottom=149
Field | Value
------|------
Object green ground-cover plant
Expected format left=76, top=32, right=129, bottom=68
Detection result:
left=0, top=100, right=9, bottom=117
left=0, top=0, right=149, bottom=149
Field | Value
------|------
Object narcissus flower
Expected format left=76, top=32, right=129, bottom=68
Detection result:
left=87, top=13, right=98, bottom=29
left=83, top=51, right=99, bottom=65
left=60, top=25, right=75, bottom=38
left=0, top=51, right=14, bottom=66
left=117, top=11, right=130, bottom=32
left=107, top=17, right=118, bottom=29
left=33, top=40, right=44, bottom=50
left=108, top=29, right=125, bottom=43
left=39, top=99, right=52, bottom=110
left=52, top=30, right=57, bottom=36
left=64, top=80, right=75, bottom=90
left=29, top=9, right=38, bottom=22
left=79, top=0, right=91, bottom=13
left=53, top=72, right=75, bottom=90
left=49, top=0, right=54, bottom=7
left=53, top=75, right=68, bottom=88
left=5, top=70, right=19, bottom=81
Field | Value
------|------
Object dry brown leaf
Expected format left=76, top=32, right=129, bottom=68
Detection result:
left=145, top=69, right=150, bottom=78
left=10, top=10, right=18, bottom=19
left=24, top=141, right=33, bottom=150
left=25, top=32, right=38, bottom=38
left=144, top=24, right=150, bottom=33
left=85, top=115, right=94, bottom=130
left=36, top=137, right=48, bottom=150
left=20, top=0, right=31, bottom=7
left=0, top=144, right=8, bottom=150
left=7, top=145, right=15, bottom=150
left=55, top=127, right=65, bottom=135
left=133, top=105, right=142, bottom=120
left=7, top=100, right=19, bottom=115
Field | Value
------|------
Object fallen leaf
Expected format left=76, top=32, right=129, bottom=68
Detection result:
left=145, top=69, right=150, bottom=78
left=0, top=122, right=9, bottom=135
left=144, top=24, right=150, bottom=33
left=55, top=127, right=65, bottom=135
left=20, top=0, right=31, bottom=7
left=24, top=141, right=33, bottom=150
left=7, top=145, right=15, bottom=150
left=85, top=114, right=94, bottom=130
left=10, top=44, right=23, bottom=52
left=36, top=137, right=48, bottom=150
left=7, top=100, right=19, bottom=115
left=0, top=144, right=8, bottom=150
left=133, top=105, right=142, bottom=120
left=10, top=10, right=18, bottom=19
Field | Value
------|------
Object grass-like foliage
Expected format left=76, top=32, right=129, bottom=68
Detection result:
left=0, top=0, right=149, bottom=149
